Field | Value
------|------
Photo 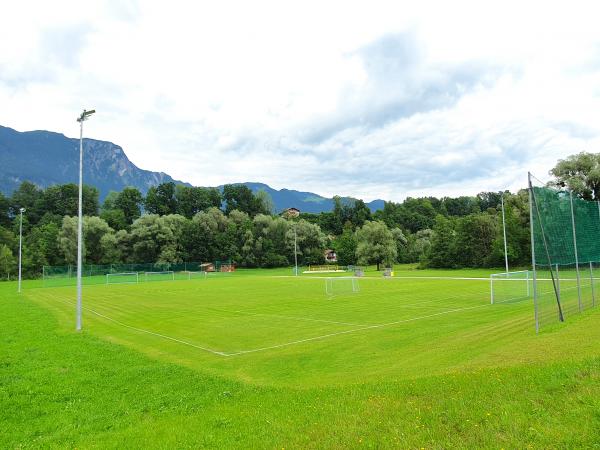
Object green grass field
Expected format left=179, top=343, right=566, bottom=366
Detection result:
left=2, top=267, right=600, bottom=448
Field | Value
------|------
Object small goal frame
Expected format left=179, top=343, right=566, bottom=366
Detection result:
left=325, top=276, right=360, bottom=297
left=490, top=270, right=531, bottom=304
left=106, top=272, right=139, bottom=285
left=144, top=271, right=175, bottom=282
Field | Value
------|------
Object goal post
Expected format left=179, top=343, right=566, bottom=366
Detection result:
left=106, top=272, right=139, bottom=285
left=490, top=270, right=531, bottom=304
left=325, top=277, right=360, bottom=297
left=144, top=271, right=175, bottom=282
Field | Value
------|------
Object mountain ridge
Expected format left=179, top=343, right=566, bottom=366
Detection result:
left=0, top=125, right=385, bottom=213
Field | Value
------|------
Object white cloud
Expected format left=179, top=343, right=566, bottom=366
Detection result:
left=1, top=0, right=600, bottom=202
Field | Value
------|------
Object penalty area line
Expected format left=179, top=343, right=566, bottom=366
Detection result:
left=227, top=301, right=496, bottom=356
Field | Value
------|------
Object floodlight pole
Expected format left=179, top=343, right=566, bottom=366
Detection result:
left=76, top=109, right=95, bottom=331
left=501, top=194, right=509, bottom=273
left=18, top=208, right=25, bottom=293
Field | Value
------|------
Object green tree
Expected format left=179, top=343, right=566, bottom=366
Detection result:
left=176, top=186, right=222, bottom=219
left=255, top=189, right=275, bottom=215
left=489, top=195, right=530, bottom=267
left=115, top=187, right=143, bottom=225
left=10, top=181, right=44, bottom=224
left=57, top=216, right=79, bottom=264
left=129, top=214, right=179, bottom=263
left=24, top=222, right=61, bottom=274
left=100, top=192, right=127, bottom=230
left=391, top=227, right=408, bottom=262
left=287, top=219, right=326, bottom=266
left=145, top=182, right=178, bottom=215
left=355, top=221, right=397, bottom=270
left=159, top=214, right=188, bottom=263
left=43, top=184, right=100, bottom=217
left=251, top=214, right=290, bottom=267
left=223, top=185, right=262, bottom=216
left=84, top=216, right=114, bottom=264
left=550, top=151, right=600, bottom=200
left=396, top=198, right=437, bottom=233
left=333, top=223, right=357, bottom=266
left=57, top=216, right=113, bottom=264
left=476, top=191, right=503, bottom=211
left=0, top=192, right=10, bottom=228
left=0, top=244, right=16, bottom=279
left=427, top=215, right=457, bottom=268
left=182, top=207, right=229, bottom=263
left=442, top=196, right=480, bottom=217
left=455, top=213, right=497, bottom=267
left=351, top=200, right=372, bottom=228
left=99, top=232, right=122, bottom=264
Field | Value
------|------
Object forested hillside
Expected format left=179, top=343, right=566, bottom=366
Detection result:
left=0, top=152, right=597, bottom=278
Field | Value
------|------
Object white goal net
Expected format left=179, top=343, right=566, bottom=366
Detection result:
left=144, top=271, right=175, bottom=282
left=181, top=270, right=206, bottom=280
left=490, top=270, right=531, bottom=304
left=325, top=277, right=360, bottom=297
left=106, top=272, right=139, bottom=285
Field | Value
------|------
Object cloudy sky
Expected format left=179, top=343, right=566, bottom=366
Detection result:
left=1, top=1, right=600, bottom=202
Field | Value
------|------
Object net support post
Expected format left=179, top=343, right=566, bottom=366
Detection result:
left=556, top=264, right=560, bottom=302
left=569, top=191, right=583, bottom=312
left=590, top=262, right=596, bottom=307
left=528, top=173, right=539, bottom=333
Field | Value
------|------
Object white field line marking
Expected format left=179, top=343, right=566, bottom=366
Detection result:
left=229, top=310, right=366, bottom=327
left=271, top=275, right=490, bottom=281
left=227, top=298, right=522, bottom=356
left=276, top=275, right=590, bottom=282
left=40, top=286, right=526, bottom=359
left=49, top=296, right=230, bottom=357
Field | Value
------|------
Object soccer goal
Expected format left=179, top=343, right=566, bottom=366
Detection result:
left=181, top=270, right=206, bottom=280
left=144, top=271, right=175, bottom=282
left=106, top=272, right=139, bottom=285
left=490, top=270, right=531, bottom=304
left=325, top=277, right=360, bottom=297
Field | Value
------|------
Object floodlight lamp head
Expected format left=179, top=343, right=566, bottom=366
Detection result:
left=20, top=207, right=26, bottom=213
left=77, top=109, right=96, bottom=122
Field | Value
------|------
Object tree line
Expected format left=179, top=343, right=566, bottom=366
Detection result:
left=0, top=151, right=594, bottom=278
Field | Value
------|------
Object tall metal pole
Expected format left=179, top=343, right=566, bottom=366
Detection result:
left=528, top=173, right=539, bottom=332
left=569, top=191, right=582, bottom=312
left=294, top=224, right=298, bottom=276
left=76, top=109, right=95, bottom=331
left=18, top=208, right=25, bottom=293
left=76, top=117, right=84, bottom=330
left=501, top=194, right=509, bottom=273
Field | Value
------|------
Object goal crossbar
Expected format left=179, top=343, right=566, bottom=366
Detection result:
left=144, top=271, right=175, bottom=281
left=106, top=272, right=139, bottom=285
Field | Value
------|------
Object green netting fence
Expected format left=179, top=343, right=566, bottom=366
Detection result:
left=41, top=261, right=226, bottom=287
left=529, top=177, right=600, bottom=331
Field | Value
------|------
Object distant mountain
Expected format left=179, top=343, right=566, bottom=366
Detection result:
left=0, top=125, right=190, bottom=199
left=0, top=125, right=385, bottom=213
left=232, top=182, right=385, bottom=214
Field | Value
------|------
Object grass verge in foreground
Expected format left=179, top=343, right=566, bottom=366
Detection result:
left=2, top=283, right=600, bottom=448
